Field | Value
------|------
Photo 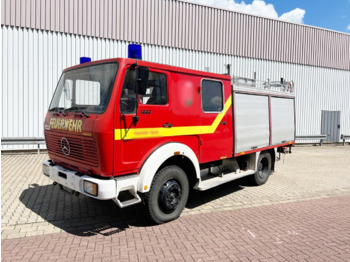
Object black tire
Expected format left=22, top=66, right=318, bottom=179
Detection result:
left=144, top=165, right=189, bottom=224
left=250, top=152, right=272, bottom=186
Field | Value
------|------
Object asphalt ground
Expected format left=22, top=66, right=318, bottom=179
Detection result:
left=1, top=145, right=350, bottom=261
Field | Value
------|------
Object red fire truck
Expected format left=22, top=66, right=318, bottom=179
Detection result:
left=43, top=47, right=295, bottom=224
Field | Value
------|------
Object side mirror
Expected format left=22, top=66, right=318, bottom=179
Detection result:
left=136, top=67, right=149, bottom=95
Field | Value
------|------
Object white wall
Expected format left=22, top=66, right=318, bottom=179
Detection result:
left=2, top=26, right=350, bottom=149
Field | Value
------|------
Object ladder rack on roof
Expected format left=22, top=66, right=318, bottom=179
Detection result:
left=232, top=76, right=295, bottom=95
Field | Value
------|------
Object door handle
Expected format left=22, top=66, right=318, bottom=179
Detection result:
left=163, top=123, right=173, bottom=128
left=220, top=121, right=227, bottom=125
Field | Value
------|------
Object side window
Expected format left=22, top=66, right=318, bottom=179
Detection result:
left=140, top=72, right=167, bottom=105
left=201, top=80, right=224, bottom=112
left=120, top=69, right=137, bottom=114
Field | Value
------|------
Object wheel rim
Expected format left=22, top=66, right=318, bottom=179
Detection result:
left=158, top=179, right=182, bottom=213
left=257, top=157, right=269, bottom=180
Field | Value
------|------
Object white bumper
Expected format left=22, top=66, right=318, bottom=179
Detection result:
left=42, top=160, right=141, bottom=206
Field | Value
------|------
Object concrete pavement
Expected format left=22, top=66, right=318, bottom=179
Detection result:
left=1, top=145, right=350, bottom=261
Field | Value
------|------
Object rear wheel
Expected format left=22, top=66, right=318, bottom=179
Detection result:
left=144, top=165, right=189, bottom=224
left=250, top=152, right=271, bottom=186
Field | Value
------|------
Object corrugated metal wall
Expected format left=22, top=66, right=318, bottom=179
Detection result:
left=2, top=0, right=350, bottom=71
left=2, top=26, right=350, bottom=149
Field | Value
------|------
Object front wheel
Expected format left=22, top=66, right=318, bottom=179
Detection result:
left=250, top=152, right=272, bottom=186
left=144, top=165, right=189, bottom=224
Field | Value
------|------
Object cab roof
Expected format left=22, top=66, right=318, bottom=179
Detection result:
left=63, top=58, right=231, bottom=81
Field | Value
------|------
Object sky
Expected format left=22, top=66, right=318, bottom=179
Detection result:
left=189, top=0, right=350, bottom=33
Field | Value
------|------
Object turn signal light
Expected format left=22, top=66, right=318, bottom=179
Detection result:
left=83, top=181, right=98, bottom=196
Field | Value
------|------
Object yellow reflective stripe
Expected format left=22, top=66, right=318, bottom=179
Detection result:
left=115, top=95, right=232, bottom=140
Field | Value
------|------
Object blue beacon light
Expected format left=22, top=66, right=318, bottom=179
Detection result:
left=80, top=57, right=91, bottom=64
left=128, top=44, right=142, bottom=60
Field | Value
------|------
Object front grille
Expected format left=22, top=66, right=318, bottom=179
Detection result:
left=45, top=131, right=99, bottom=167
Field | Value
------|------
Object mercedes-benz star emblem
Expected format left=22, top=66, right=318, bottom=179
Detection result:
left=60, top=137, right=70, bottom=156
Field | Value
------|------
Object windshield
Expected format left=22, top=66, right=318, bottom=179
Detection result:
left=49, top=63, right=118, bottom=114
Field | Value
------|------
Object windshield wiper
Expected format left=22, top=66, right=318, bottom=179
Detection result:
left=63, top=105, right=90, bottom=118
left=49, top=107, right=64, bottom=112
left=49, top=107, right=64, bottom=116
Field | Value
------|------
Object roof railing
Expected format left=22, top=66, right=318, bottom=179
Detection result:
left=232, top=76, right=295, bottom=94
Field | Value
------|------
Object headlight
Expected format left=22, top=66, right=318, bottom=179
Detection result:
left=42, top=164, right=50, bottom=177
left=83, top=181, right=98, bottom=196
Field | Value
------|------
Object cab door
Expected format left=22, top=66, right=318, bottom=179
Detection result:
left=115, top=66, right=172, bottom=174
left=199, top=79, right=233, bottom=163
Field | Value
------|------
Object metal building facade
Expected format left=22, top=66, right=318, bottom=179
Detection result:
left=2, top=0, right=349, bottom=70
left=1, top=0, right=350, bottom=148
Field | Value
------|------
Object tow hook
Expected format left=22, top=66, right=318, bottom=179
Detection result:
left=53, top=182, right=57, bottom=186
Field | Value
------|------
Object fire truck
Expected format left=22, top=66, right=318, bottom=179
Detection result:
left=43, top=45, right=295, bottom=224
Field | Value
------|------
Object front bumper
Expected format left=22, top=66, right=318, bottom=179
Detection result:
left=42, top=160, right=141, bottom=207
